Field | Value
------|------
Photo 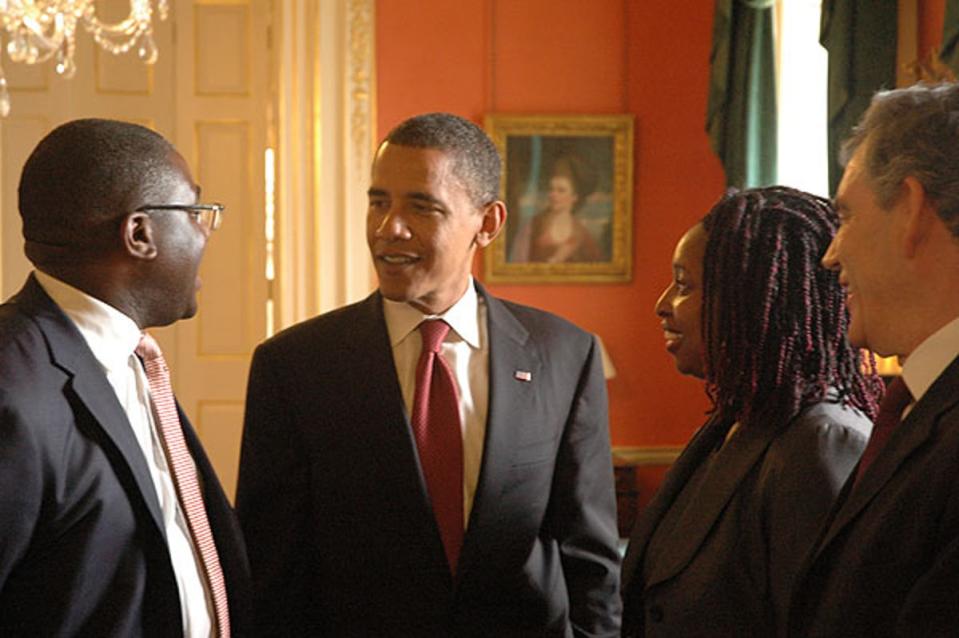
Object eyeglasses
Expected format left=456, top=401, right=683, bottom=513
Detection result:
left=134, top=203, right=225, bottom=231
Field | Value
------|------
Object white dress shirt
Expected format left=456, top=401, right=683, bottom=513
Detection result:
left=382, top=277, right=489, bottom=525
left=902, top=314, right=959, bottom=404
left=34, top=271, right=215, bottom=638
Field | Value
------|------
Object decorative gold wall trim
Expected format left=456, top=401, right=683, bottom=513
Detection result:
left=348, top=0, right=375, bottom=169
left=612, top=446, right=683, bottom=466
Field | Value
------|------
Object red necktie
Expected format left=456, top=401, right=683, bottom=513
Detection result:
left=855, top=376, right=912, bottom=484
left=137, top=333, right=231, bottom=637
left=411, top=320, right=464, bottom=572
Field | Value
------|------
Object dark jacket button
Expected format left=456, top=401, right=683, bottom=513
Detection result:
left=649, top=605, right=664, bottom=623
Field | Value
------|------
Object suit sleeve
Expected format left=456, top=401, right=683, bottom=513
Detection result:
left=760, top=409, right=868, bottom=630
left=235, top=344, right=320, bottom=635
left=544, top=335, right=622, bottom=637
left=0, top=391, right=43, bottom=594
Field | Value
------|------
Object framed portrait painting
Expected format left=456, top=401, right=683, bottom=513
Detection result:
left=483, top=114, right=634, bottom=283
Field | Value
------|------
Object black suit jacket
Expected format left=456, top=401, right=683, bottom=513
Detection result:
left=0, top=275, right=251, bottom=637
left=788, top=355, right=959, bottom=637
left=620, top=401, right=870, bottom=637
left=235, top=284, right=622, bottom=637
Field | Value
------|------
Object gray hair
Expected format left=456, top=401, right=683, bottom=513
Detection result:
left=841, top=82, right=959, bottom=237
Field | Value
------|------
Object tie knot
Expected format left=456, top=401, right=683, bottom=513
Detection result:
left=881, top=376, right=913, bottom=418
left=419, top=320, right=451, bottom=353
left=136, top=332, right=164, bottom=363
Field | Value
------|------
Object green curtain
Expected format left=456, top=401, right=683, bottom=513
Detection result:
left=941, top=0, right=959, bottom=74
left=706, top=0, right=777, bottom=189
left=820, top=0, right=897, bottom=196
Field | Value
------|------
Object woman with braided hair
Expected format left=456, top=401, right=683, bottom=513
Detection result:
left=620, top=186, right=883, bottom=638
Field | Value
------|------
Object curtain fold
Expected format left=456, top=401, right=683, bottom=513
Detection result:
left=706, top=0, right=777, bottom=189
left=941, top=0, right=959, bottom=74
left=820, top=0, right=897, bottom=196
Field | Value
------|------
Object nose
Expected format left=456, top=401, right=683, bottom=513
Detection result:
left=654, top=284, right=672, bottom=318
left=373, top=206, right=411, bottom=241
left=821, top=234, right=840, bottom=271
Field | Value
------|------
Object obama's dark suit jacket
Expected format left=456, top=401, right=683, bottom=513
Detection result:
left=236, top=283, right=622, bottom=637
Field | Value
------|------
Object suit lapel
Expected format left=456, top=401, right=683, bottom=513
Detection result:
left=458, top=287, right=542, bottom=577
left=11, top=276, right=166, bottom=537
left=621, top=414, right=727, bottom=590
left=814, top=355, right=959, bottom=557
left=643, top=417, right=780, bottom=589
left=355, top=293, right=450, bottom=565
left=353, top=293, right=432, bottom=500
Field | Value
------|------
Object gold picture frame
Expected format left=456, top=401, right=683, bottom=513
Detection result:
left=484, top=114, right=634, bottom=283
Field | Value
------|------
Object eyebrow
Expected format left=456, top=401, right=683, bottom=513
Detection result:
left=407, top=192, right=444, bottom=206
left=366, top=188, right=445, bottom=208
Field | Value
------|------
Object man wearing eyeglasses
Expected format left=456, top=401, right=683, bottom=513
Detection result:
left=0, top=119, right=249, bottom=637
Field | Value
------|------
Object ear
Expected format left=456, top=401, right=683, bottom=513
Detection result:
left=473, top=200, right=507, bottom=248
left=122, top=212, right=159, bottom=260
left=900, top=176, right=936, bottom=259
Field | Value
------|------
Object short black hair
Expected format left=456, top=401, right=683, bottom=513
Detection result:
left=18, top=118, right=175, bottom=244
left=381, top=112, right=500, bottom=207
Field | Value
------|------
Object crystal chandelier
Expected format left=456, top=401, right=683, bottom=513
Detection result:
left=0, top=0, right=169, bottom=117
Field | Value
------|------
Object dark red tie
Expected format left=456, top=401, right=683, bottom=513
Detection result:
left=411, top=320, right=464, bottom=572
left=855, top=376, right=912, bottom=484
left=137, top=333, right=231, bottom=637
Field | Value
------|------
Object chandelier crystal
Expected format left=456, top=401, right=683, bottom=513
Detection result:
left=0, top=0, right=169, bottom=117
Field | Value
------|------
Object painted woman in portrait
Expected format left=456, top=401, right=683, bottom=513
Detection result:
left=509, top=154, right=605, bottom=263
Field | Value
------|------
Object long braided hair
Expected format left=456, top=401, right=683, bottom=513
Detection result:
left=700, top=186, right=881, bottom=429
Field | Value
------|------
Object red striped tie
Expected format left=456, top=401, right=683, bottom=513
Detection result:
left=137, top=333, right=231, bottom=637
left=411, top=320, right=465, bottom=573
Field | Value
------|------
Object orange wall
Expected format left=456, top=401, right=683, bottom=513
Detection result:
left=376, top=0, right=725, bottom=451
left=918, top=0, right=946, bottom=56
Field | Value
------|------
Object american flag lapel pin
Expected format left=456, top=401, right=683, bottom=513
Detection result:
left=514, top=370, right=532, bottom=382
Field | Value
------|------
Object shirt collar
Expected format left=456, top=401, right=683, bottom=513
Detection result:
left=901, top=314, right=959, bottom=402
left=34, top=270, right=143, bottom=372
left=382, top=277, right=481, bottom=349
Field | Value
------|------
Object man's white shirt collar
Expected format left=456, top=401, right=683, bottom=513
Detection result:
left=383, top=277, right=482, bottom=349
left=33, top=270, right=142, bottom=370
left=901, top=314, right=959, bottom=403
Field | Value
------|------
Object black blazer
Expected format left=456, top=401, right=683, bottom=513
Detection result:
left=788, top=355, right=959, bottom=637
left=621, top=401, right=871, bottom=637
left=0, top=275, right=251, bottom=637
left=235, top=283, right=622, bottom=637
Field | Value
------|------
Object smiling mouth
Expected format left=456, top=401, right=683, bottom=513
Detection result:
left=378, top=254, right=419, bottom=266
left=663, top=329, right=681, bottom=350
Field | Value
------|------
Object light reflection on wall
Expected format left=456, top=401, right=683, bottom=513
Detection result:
left=265, top=147, right=276, bottom=338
